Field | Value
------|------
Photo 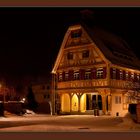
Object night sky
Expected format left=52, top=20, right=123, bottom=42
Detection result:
left=1, top=7, right=140, bottom=85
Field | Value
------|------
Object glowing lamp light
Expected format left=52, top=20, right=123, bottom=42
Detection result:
left=21, top=98, right=26, bottom=103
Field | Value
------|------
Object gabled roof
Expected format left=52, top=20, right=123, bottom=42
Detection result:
left=82, top=23, right=140, bottom=70
left=52, top=23, right=140, bottom=73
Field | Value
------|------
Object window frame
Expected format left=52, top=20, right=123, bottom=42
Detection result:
left=96, top=68, right=103, bottom=79
left=74, top=71, right=80, bottom=80
left=82, top=50, right=89, bottom=59
left=67, top=52, right=73, bottom=60
left=115, top=96, right=121, bottom=104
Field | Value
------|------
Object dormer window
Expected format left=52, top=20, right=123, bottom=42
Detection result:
left=71, top=29, right=82, bottom=38
left=67, top=52, right=73, bottom=60
left=82, top=50, right=89, bottom=58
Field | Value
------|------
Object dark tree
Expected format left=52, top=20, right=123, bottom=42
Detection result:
left=26, top=86, right=38, bottom=111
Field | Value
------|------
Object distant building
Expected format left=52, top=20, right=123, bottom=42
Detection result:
left=32, top=83, right=51, bottom=103
left=52, top=24, right=140, bottom=116
left=31, top=82, right=52, bottom=114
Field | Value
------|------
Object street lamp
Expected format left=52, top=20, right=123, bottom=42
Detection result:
left=51, top=72, right=56, bottom=115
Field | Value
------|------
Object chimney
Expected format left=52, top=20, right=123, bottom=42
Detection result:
left=80, top=9, right=95, bottom=27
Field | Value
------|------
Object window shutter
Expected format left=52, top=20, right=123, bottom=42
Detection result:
left=57, top=73, right=59, bottom=81
left=116, top=69, right=120, bottom=80
left=128, top=72, right=131, bottom=81
left=123, top=70, right=126, bottom=80
left=110, top=68, right=113, bottom=79
left=68, top=70, right=74, bottom=81
left=89, top=70, right=91, bottom=79
left=80, top=69, right=85, bottom=80
left=103, top=67, right=106, bottom=79
left=92, top=68, right=96, bottom=79
left=68, top=70, right=71, bottom=81
left=134, top=73, right=137, bottom=82
left=62, top=71, right=65, bottom=81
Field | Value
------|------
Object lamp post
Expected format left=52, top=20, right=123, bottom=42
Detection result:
left=51, top=72, right=56, bottom=115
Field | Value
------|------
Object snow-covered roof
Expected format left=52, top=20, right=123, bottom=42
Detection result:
left=82, top=24, right=140, bottom=70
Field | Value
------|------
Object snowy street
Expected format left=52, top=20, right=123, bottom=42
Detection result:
left=0, top=114, right=140, bottom=132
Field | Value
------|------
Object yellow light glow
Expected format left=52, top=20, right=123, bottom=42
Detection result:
left=80, top=94, right=86, bottom=112
left=72, top=94, right=78, bottom=111
left=61, top=94, right=70, bottom=112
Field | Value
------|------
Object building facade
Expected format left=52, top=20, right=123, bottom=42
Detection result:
left=31, top=83, right=52, bottom=114
left=52, top=24, right=140, bottom=116
left=32, top=83, right=51, bottom=104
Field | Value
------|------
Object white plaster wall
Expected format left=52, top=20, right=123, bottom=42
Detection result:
left=111, top=93, right=128, bottom=117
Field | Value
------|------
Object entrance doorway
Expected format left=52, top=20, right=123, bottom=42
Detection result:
left=92, top=95, right=102, bottom=110
left=86, top=94, right=102, bottom=110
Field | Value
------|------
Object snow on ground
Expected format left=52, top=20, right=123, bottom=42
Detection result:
left=0, top=113, right=140, bottom=132
left=116, top=114, right=140, bottom=131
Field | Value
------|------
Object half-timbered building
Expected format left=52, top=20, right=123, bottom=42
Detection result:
left=52, top=24, right=140, bottom=116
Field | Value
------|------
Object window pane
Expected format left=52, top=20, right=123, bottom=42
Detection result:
left=120, top=70, right=123, bottom=80
left=115, top=96, right=121, bottom=104
left=82, top=50, right=89, bottom=58
left=97, top=68, right=103, bottom=79
left=85, top=69, right=91, bottom=79
left=67, top=52, right=73, bottom=60
left=113, top=68, right=116, bottom=79
left=59, top=73, right=62, bottom=81
left=65, top=72, right=69, bottom=81
left=71, top=29, right=82, bottom=38
left=126, top=72, right=128, bottom=80
left=74, top=71, right=79, bottom=80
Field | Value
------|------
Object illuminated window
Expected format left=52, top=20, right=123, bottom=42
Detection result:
left=67, top=52, right=73, bottom=60
left=96, top=68, right=103, bottom=79
left=137, top=74, right=140, bottom=81
left=74, top=71, right=79, bottom=80
left=126, top=72, right=129, bottom=80
left=65, top=72, right=69, bottom=81
left=120, top=70, right=123, bottom=80
left=59, top=73, right=62, bottom=81
left=131, top=73, right=134, bottom=80
left=85, top=70, right=91, bottom=79
left=82, top=50, right=89, bottom=58
left=123, top=95, right=130, bottom=110
left=115, top=96, right=121, bottom=104
left=112, top=68, right=116, bottom=79
left=71, top=29, right=82, bottom=38
left=124, top=95, right=131, bottom=104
